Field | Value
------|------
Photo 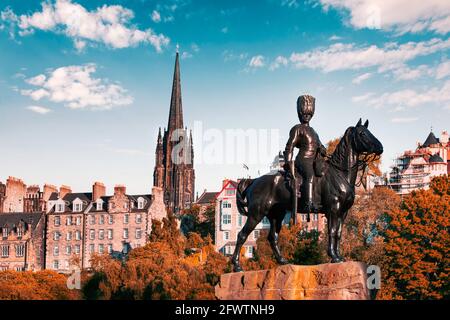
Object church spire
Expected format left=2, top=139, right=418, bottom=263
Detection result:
left=167, top=52, right=184, bottom=133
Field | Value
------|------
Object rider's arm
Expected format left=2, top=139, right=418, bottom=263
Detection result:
left=317, top=135, right=327, bottom=157
left=284, top=126, right=300, bottom=165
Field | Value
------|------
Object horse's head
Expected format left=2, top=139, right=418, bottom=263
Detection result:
left=352, top=118, right=383, bottom=156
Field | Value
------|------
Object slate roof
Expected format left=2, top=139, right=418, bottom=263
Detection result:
left=0, top=212, right=44, bottom=231
left=423, top=131, right=440, bottom=147
left=196, top=191, right=218, bottom=205
left=429, top=153, right=445, bottom=163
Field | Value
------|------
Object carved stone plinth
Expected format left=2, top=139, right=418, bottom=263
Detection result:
left=215, top=262, right=369, bottom=300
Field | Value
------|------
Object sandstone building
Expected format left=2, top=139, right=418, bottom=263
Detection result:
left=0, top=212, right=46, bottom=271
left=45, top=182, right=166, bottom=272
left=154, top=52, right=195, bottom=214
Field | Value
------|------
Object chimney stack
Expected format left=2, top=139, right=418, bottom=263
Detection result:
left=92, top=182, right=106, bottom=201
left=59, top=185, right=72, bottom=199
left=43, top=184, right=58, bottom=201
left=114, top=185, right=126, bottom=196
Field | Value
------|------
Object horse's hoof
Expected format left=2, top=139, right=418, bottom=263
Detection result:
left=233, top=265, right=243, bottom=272
left=331, top=257, right=344, bottom=263
left=277, top=258, right=289, bottom=265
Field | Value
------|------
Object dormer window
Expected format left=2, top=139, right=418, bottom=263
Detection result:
left=137, top=198, right=145, bottom=210
left=73, top=199, right=83, bottom=212
left=96, top=200, right=103, bottom=211
left=17, top=226, right=23, bottom=238
left=56, top=203, right=65, bottom=213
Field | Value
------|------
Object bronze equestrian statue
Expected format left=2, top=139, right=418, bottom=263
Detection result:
left=232, top=95, right=383, bottom=272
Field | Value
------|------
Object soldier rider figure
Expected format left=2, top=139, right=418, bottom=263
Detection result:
left=284, top=94, right=327, bottom=222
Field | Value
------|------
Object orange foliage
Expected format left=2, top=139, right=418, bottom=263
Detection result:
left=83, top=212, right=230, bottom=300
left=380, top=175, right=450, bottom=299
left=0, top=270, right=80, bottom=300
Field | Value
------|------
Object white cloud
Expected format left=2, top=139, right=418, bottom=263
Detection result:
left=436, top=60, right=450, bottom=79
left=26, top=105, right=51, bottom=114
left=351, top=92, right=374, bottom=103
left=21, top=64, right=133, bottom=110
left=1, top=0, right=169, bottom=51
left=358, top=80, right=450, bottom=110
left=329, top=35, right=343, bottom=41
left=269, top=56, right=289, bottom=70
left=319, top=0, right=450, bottom=34
left=221, top=27, right=228, bottom=34
left=391, top=117, right=419, bottom=123
left=222, top=50, right=248, bottom=62
left=151, top=10, right=161, bottom=23
left=281, top=0, right=300, bottom=8
left=352, top=72, right=371, bottom=84
left=289, top=38, right=450, bottom=73
left=181, top=51, right=192, bottom=59
left=248, top=55, right=265, bottom=68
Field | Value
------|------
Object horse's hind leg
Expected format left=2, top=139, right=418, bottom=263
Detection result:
left=231, top=214, right=262, bottom=272
left=268, top=214, right=288, bottom=265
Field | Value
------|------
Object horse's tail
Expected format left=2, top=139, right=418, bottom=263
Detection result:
left=236, top=179, right=254, bottom=216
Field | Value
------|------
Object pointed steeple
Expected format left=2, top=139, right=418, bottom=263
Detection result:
left=157, top=127, right=162, bottom=145
left=167, top=52, right=184, bottom=133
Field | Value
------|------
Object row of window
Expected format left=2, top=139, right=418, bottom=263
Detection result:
left=53, top=231, right=82, bottom=241
left=52, top=228, right=143, bottom=242
left=1, top=227, right=24, bottom=238
left=223, top=230, right=260, bottom=242
left=221, top=214, right=271, bottom=227
left=1, top=244, right=25, bottom=258
left=53, top=213, right=143, bottom=226
left=55, top=199, right=146, bottom=213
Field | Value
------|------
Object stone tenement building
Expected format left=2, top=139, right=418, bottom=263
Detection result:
left=0, top=177, right=167, bottom=272
left=0, top=212, right=46, bottom=271
left=154, top=52, right=195, bottom=214
left=0, top=176, right=57, bottom=213
left=45, top=182, right=166, bottom=272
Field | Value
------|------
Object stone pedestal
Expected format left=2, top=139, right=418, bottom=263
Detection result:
left=215, top=262, right=369, bottom=300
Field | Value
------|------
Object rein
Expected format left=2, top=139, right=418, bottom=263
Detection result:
left=325, top=130, right=380, bottom=188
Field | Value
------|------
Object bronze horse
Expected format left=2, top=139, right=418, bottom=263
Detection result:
left=231, top=119, right=383, bottom=272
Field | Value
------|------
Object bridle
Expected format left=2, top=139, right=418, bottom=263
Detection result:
left=326, top=128, right=381, bottom=188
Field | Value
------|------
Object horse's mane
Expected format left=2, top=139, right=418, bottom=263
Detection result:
left=329, top=127, right=354, bottom=169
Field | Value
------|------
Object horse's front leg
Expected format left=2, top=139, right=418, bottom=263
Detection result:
left=334, top=216, right=345, bottom=262
left=327, top=213, right=341, bottom=263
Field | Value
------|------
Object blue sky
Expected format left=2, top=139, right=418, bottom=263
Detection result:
left=0, top=0, right=449, bottom=195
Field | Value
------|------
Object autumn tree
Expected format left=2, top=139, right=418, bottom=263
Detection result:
left=83, top=211, right=229, bottom=300
left=180, top=204, right=215, bottom=240
left=244, top=223, right=327, bottom=270
left=0, top=270, right=80, bottom=300
left=380, top=175, right=449, bottom=299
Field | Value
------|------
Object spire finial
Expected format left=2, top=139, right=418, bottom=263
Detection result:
left=176, top=44, right=179, bottom=53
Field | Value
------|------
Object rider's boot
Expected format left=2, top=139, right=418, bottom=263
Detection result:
left=304, top=182, right=314, bottom=222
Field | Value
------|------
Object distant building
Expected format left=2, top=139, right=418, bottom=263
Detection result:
left=0, top=212, right=46, bottom=271
left=0, top=176, right=57, bottom=213
left=388, top=130, right=449, bottom=195
left=195, top=190, right=218, bottom=220
left=153, top=52, right=195, bottom=214
left=45, top=182, right=166, bottom=273
left=214, top=179, right=269, bottom=258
